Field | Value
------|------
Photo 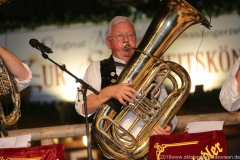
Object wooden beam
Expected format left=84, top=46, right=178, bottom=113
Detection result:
left=2, top=112, right=239, bottom=141
left=177, top=111, right=240, bottom=129
left=3, top=124, right=86, bottom=140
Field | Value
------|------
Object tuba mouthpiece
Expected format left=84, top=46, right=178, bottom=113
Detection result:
left=123, top=43, right=131, bottom=51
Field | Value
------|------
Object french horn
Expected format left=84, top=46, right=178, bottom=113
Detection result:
left=0, top=58, right=21, bottom=126
left=92, top=0, right=211, bottom=159
left=0, top=1, right=20, bottom=126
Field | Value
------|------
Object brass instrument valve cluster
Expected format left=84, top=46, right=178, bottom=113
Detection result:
left=0, top=71, right=11, bottom=95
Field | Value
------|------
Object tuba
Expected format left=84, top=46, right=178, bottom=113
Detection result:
left=0, top=59, right=21, bottom=126
left=92, top=0, right=211, bottom=159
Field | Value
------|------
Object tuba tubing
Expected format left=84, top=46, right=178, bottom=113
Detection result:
left=92, top=0, right=211, bottom=159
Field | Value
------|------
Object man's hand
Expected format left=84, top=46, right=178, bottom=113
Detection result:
left=83, top=83, right=137, bottom=114
left=152, top=125, right=171, bottom=136
left=107, top=83, right=137, bottom=105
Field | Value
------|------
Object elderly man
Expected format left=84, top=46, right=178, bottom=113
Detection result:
left=75, top=16, right=178, bottom=159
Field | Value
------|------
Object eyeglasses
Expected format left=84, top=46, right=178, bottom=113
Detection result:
left=108, top=33, right=136, bottom=41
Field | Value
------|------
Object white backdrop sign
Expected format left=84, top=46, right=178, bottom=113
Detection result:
left=0, top=12, right=239, bottom=102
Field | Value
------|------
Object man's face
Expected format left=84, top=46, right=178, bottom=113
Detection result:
left=105, top=22, right=136, bottom=63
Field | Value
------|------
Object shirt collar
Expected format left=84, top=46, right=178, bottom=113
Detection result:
left=112, top=55, right=126, bottom=64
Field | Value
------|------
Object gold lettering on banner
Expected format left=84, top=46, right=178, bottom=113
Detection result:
left=154, top=141, right=199, bottom=160
left=192, top=142, right=224, bottom=160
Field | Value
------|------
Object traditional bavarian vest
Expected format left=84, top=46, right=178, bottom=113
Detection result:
left=100, top=55, right=119, bottom=89
left=100, top=55, right=125, bottom=112
left=91, top=55, right=125, bottom=148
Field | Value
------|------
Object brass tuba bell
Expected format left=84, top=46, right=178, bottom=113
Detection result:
left=92, top=0, right=211, bottom=159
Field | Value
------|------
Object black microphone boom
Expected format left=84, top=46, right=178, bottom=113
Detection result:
left=29, top=39, right=53, bottom=53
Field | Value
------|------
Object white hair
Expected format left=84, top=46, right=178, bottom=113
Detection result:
left=106, top=16, right=136, bottom=37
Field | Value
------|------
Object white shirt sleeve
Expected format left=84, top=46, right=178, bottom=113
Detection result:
left=219, top=57, right=240, bottom=111
left=14, top=63, right=32, bottom=91
left=75, top=61, right=101, bottom=117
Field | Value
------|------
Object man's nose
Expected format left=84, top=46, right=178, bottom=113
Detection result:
left=122, top=35, right=129, bottom=42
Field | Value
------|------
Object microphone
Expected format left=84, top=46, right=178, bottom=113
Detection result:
left=29, top=39, right=53, bottom=53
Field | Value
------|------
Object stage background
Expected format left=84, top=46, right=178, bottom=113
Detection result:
left=0, top=2, right=239, bottom=159
left=0, top=12, right=239, bottom=102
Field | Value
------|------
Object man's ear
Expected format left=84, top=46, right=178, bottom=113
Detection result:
left=105, top=38, right=111, bottom=49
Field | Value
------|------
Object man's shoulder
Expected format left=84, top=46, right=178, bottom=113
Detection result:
left=85, top=61, right=100, bottom=72
left=88, top=60, right=100, bottom=67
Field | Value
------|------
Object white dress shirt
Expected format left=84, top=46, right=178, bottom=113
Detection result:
left=0, top=63, right=32, bottom=92
left=16, top=63, right=32, bottom=91
left=219, top=57, right=240, bottom=111
left=75, top=56, right=178, bottom=132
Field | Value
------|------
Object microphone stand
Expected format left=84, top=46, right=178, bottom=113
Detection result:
left=40, top=51, right=98, bottom=160
left=0, top=124, right=8, bottom=137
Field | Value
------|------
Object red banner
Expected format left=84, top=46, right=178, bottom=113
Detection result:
left=149, top=130, right=228, bottom=160
left=0, top=144, right=64, bottom=160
